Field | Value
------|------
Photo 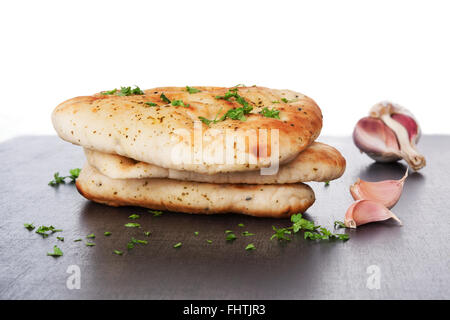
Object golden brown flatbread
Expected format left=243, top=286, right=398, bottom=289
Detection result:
left=84, top=142, right=345, bottom=184
left=76, top=164, right=316, bottom=218
left=52, top=86, right=322, bottom=174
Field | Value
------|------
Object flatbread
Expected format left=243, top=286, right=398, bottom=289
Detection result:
left=53, top=86, right=322, bottom=174
left=76, top=164, right=315, bottom=218
left=84, top=142, right=346, bottom=184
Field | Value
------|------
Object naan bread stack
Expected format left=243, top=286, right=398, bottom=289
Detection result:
left=52, top=86, right=345, bottom=218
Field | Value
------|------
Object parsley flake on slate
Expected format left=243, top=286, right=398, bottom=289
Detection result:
left=144, top=231, right=151, bottom=237
left=186, top=86, right=201, bottom=94
left=86, top=242, right=96, bottom=247
left=124, top=223, right=141, bottom=228
left=270, top=226, right=291, bottom=241
left=104, top=232, right=112, bottom=236
left=114, top=250, right=123, bottom=256
left=47, top=245, right=63, bottom=257
left=194, top=231, right=199, bottom=236
left=128, top=237, right=147, bottom=249
left=36, top=225, right=62, bottom=238
left=48, top=168, right=81, bottom=186
left=48, top=172, right=65, bottom=186
left=160, top=93, right=171, bottom=104
left=245, top=243, right=256, bottom=251
left=334, top=221, right=346, bottom=229
left=86, top=233, right=95, bottom=239
left=127, top=241, right=135, bottom=250
left=238, top=223, right=245, bottom=227
left=226, top=233, right=237, bottom=242
left=68, top=168, right=81, bottom=182
left=260, top=107, right=280, bottom=119
left=149, top=210, right=163, bottom=217
left=291, top=214, right=317, bottom=233
left=289, top=214, right=349, bottom=241
left=128, top=214, right=140, bottom=220
left=336, top=234, right=350, bottom=241
left=24, top=223, right=35, bottom=231
left=242, top=231, right=255, bottom=237
left=173, top=242, right=182, bottom=248
left=206, top=240, right=212, bottom=244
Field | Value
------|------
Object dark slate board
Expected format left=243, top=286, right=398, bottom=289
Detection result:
left=0, top=135, right=448, bottom=299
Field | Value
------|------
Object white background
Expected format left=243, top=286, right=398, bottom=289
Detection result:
left=1, top=0, right=449, bottom=142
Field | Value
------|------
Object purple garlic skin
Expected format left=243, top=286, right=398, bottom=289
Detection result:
left=353, top=101, right=426, bottom=171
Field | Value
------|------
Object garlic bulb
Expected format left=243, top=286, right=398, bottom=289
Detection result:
left=344, top=200, right=402, bottom=229
left=353, top=101, right=426, bottom=171
left=350, top=169, right=408, bottom=209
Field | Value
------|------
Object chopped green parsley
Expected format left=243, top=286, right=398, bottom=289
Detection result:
left=24, top=223, right=35, bottom=231
left=149, top=210, right=163, bottom=217
left=270, top=226, right=291, bottom=241
left=35, top=225, right=62, bottom=238
left=281, top=97, right=298, bottom=103
left=160, top=93, right=171, bottom=103
left=124, top=223, right=141, bottom=228
left=215, top=88, right=253, bottom=121
left=245, top=243, right=256, bottom=251
left=226, top=233, right=237, bottom=242
left=172, top=100, right=190, bottom=107
left=260, top=107, right=280, bottom=119
left=101, top=86, right=144, bottom=96
left=47, top=245, right=63, bottom=257
left=186, top=86, right=201, bottom=94
left=48, top=168, right=81, bottom=186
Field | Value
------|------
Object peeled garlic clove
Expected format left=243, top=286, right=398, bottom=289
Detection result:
left=350, top=170, right=408, bottom=209
left=353, top=101, right=426, bottom=171
left=344, top=200, right=402, bottom=229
